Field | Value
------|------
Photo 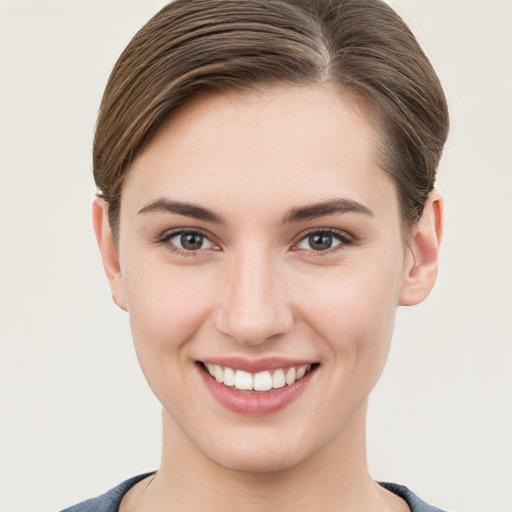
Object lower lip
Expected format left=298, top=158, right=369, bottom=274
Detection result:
left=198, top=364, right=316, bottom=416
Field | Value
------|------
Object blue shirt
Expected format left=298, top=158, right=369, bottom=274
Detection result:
left=61, top=473, right=447, bottom=512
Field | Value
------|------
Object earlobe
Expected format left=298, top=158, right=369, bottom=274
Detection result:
left=399, top=189, right=444, bottom=306
left=92, top=197, right=127, bottom=311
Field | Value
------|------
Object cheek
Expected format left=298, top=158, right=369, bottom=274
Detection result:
left=120, top=260, right=221, bottom=411
left=122, top=259, right=216, bottom=356
left=295, top=258, right=403, bottom=362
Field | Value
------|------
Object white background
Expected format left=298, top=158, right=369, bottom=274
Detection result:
left=0, top=1, right=510, bottom=511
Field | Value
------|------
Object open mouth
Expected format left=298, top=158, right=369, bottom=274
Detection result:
left=196, top=359, right=319, bottom=415
left=198, top=361, right=319, bottom=393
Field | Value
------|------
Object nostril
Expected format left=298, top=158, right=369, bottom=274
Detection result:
left=214, top=310, right=295, bottom=346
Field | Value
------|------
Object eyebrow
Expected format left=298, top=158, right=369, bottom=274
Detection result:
left=137, top=197, right=374, bottom=224
left=138, top=199, right=224, bottom=223
left=283, top=198, right=374, bottom=224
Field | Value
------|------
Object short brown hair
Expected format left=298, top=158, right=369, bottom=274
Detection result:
left=94, top=0, right=449, bottom=242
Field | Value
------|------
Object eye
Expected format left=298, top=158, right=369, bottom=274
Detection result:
left=295, top=230, right=353, bottom=252
left=161, top=229, right=216, bottom=253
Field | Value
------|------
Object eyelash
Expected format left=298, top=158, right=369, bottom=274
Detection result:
left=156, top=229, right=216, bottom=257
left=293, top=228, right=356, bottom=256
left=156, top=228, right=356, bottom=257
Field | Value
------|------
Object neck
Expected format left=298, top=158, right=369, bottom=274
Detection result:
left=136, top=399, right=401, bottom=512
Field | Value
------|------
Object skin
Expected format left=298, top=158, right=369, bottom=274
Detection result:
left=94, top=85, right=443, bottom=512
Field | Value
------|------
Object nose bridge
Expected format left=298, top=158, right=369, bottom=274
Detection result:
left=215, top=244, right=293, bottom=345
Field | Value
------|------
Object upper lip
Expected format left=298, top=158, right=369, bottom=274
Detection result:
left=198, top=356, right=317, bottom=373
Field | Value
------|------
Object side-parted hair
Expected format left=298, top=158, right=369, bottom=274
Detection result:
left=94, top=0, right=449, bottom=243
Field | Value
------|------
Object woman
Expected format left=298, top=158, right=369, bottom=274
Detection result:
left=63, top=0, right=448, bottom=510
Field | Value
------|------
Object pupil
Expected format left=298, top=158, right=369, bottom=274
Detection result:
left=310, top=233, right=332, bottom=250
left=181, top=233, right=203, bottom=250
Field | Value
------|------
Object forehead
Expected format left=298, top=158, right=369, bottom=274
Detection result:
left=123, top=85, right=397, bottom=221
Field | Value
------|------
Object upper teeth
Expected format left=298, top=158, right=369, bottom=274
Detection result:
left=204, top=363, right=312, bottom=391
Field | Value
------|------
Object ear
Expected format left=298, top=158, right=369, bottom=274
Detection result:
left=92, top=197, right=127, bottom=311
left=399, top=189, right=444, bottom=306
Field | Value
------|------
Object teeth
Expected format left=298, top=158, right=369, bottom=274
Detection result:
left=272, top=369, right=285, bottom=388
left=235, top=370, right=253, bottom=390
left=204, top=363, right=313, bottom=391
left=223, top=367, right=235, bottom=387
left=214, top=365, right=224, bottom=383
left=285, top=367, right=296, bottom=385
left=254, top=371, right=272, bottom=391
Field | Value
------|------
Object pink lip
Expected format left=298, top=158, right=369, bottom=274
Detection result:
left=199, top=356, right=315, bottom=373
left=197, top=362, right=317, bottom=416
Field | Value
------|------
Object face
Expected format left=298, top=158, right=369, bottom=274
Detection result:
left=97, top=85, right=438, bottom=473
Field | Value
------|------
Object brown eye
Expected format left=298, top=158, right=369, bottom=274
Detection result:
left=180, top=232, right=204, bottom=250
left=308, top=233, right=334, bottom=251
left=296, top=230, right=353, bottom=253
left=166, top=230, right=215, bottom=252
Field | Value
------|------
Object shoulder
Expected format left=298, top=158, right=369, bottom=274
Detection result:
left=379, top=482, right=449, bottom=512
left=60, top=473, right=155, bottom=512
left=61, top=475, right=446, bottom=512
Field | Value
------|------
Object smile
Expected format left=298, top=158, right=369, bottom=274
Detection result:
left=197, top=359, right=319, bottom=415
left=203, top=363, right=312, bottom=392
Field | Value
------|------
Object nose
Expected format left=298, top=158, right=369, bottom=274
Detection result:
left=214, top=249, right=294, bottom=346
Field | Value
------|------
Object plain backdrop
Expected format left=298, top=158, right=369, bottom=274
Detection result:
left=1, top=1, right=511, bottom=511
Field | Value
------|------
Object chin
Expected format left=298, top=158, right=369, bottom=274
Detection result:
left=210, top=448, right=304, bottom=475
left=199, top=429, right=312, bottom=475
